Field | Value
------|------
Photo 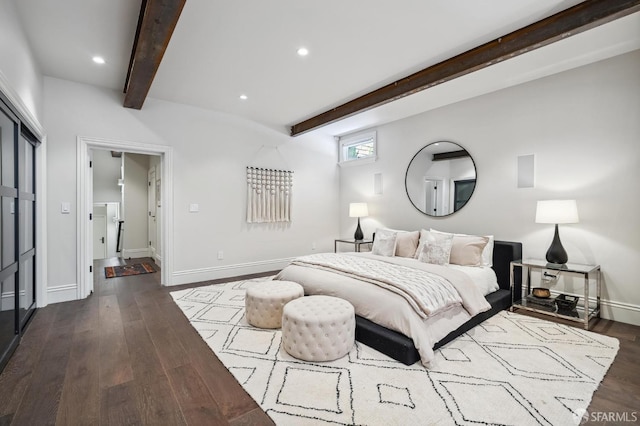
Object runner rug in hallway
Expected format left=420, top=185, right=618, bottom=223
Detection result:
left=104, top=262, right=156, bottom=278
left=171, top=277, right=619, bottom=426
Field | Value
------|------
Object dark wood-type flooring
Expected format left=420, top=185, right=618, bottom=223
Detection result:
left=0, top=257, right=638, bottom=425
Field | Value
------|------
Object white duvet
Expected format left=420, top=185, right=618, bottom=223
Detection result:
left=275, top=252, right=496, bottom=366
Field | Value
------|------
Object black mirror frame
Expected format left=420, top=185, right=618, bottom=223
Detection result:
left=404, top=141, right=477, bottom=217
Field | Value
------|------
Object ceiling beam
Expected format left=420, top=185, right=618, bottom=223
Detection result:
left=123, top=0, right=186, bottom=109
left=290, top=0, right=640, bottom=136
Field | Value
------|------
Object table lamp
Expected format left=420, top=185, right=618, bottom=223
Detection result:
left=535, top=200, right=579, bottom=265
left=349, top=203, right=368, bottom=241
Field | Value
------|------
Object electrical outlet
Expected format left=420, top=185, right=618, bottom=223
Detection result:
left=312, top=242, right=317, bottom=250
left=217, top=250, right=224, bottom=260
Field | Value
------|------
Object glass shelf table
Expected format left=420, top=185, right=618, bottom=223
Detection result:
left=510, top=259, right=601, bottom=330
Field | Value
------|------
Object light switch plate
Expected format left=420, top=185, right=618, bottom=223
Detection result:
left=61, top=202, right=71, bottom=214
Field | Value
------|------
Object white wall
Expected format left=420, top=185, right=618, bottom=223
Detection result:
left=93, top=149, right=122, bottom=204
left=43, top=76, right=339, bottom=293
left=339, top=50, right=640, bottom=325
left=123, top=153, right=150, bottom=258
left=0, top=0, right=43, bottom=122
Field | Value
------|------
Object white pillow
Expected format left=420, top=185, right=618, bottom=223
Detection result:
left=417, top=233, right=453, bottom=265
left=372, top=228, right=398, bottom=257
left=430, top=228, right=494, bottom=267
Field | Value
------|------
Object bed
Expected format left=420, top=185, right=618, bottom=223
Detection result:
left=274, top=234, right=522, bottom=366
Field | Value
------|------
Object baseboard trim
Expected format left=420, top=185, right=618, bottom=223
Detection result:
left=47, top=284, right=78, bottom=305
left=1, top=290, right=25, bottom=310
left=600, top=299, right=640, bottom=326
left=171, top=257, right=294, bottom=286
left=122, top=248, right=151, bottom=259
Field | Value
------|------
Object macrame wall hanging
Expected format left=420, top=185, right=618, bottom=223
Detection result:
left=246, top=166, right=293, bottom=223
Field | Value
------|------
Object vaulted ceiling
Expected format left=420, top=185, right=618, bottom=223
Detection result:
left=14, top=1, right=640, bottom=136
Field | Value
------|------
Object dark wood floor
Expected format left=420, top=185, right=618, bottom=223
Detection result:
left=0, top=258, right=638, bottom=426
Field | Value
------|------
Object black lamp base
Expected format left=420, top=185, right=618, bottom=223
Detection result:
left=354, top=218, right=364, bottom=241
left=545, top=224, right=568, bottom=264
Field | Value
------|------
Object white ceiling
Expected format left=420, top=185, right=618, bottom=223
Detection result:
left=14, top=1, right=640, bottom=136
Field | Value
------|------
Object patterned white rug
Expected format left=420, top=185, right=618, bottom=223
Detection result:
left=170, top=277, right=619, bottom=426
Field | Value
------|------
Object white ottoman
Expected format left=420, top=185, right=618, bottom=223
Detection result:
left=281, top=295, right=355, bottom=362
left=245, top=280, right=304, bottom=329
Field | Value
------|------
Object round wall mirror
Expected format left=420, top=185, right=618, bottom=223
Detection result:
left=405, top=141, right=476, bottom=217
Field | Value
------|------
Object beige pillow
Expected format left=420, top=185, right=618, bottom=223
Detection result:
left=431, top=229, right=494, bottom=266
left=449, top=235, right=489, bottom=266
left=394, top=231, right=420, bottom=258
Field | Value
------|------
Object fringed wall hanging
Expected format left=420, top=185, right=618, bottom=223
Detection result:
left=246, top=167, right=293, bottom=223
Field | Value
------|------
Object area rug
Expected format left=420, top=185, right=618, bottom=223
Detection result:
left=170, top=278, right=619, bottom=426
left=104, top=262, right=156, bottom=278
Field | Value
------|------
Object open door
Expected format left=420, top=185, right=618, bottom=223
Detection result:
left=148, top=167, right=157, bottom=261
left=93, top=214, right=107, bottom=259
left=85, top=149, right=94, bottom=296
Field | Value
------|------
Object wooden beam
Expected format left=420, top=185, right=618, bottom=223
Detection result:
left=432, top=150, right=470, bottom=161
left=290, top=0, right=640, bottom=136
left=123, top=0, right=186, bottom=109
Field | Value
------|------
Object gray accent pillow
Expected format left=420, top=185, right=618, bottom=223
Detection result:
left=371, top=229, right=398, bottom=257
left=417, top=232, right=453, bottom=265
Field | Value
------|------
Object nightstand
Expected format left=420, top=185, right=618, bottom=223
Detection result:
left=334, top=239, right=373, bottom=253
left=510, top=259, right=601, bottom=330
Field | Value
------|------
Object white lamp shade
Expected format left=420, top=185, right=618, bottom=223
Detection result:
left=535, top=200, right=579, bottom=224
left=349, top=202, right=369, bottom=218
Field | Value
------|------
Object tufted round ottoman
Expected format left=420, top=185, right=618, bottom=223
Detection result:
left=281, top=295, right=355, bottom=362
left=245, top=280, right=304, bottom=329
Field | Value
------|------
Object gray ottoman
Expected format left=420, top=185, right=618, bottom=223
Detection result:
left=281, top=295, right=355, bottom=362
left=245, top=280, right=304, bottom=329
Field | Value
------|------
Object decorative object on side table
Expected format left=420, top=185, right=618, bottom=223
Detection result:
left=525, top=294, right=556, bottom=311
left=532, top=287, right=551, bottom=298
left=535, top=199, right=579, bottom=265
left=556, top=294, right=579, bottom=311
left=349, top=202, right=368, bottom=240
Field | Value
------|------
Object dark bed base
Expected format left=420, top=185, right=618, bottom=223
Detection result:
left=355, top=240, right=522, bottom=365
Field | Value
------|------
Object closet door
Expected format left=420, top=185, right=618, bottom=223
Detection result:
left=18, top=130, right=36, bottom=328
left=0, top=102, right=19, bottom=371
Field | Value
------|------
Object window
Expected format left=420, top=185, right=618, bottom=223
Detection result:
left=338, top=130, right=377, bottom=166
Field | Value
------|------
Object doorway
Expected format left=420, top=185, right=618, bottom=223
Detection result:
left=92, top=202, right=119, bottom=260
left=423, top=178, right=445, bottom=216
left=77, top=137, right=174, bottom=299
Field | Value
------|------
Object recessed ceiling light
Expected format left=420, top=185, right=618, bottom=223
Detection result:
left=92, top=56, right=105, bottom=64
left=297, top=47, right=309, bottom=57
left=239, top=94, right=248, bottom=100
